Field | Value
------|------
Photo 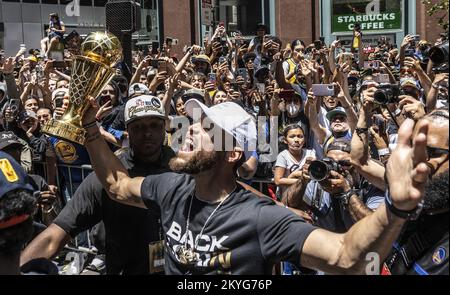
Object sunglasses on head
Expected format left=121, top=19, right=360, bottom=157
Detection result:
left=427, top=146, right=449, bottom=160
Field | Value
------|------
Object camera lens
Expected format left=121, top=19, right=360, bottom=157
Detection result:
left=374, top=89, right=389, bottom=105
left=429, top=42, right=449, bottom=65
left=308, top=160, right=330, bottom=182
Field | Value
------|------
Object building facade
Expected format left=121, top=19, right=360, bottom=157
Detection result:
left=1, top=0, right=447, bottom=56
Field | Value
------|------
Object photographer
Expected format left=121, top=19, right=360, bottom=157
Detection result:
left=282, top=138, right=385, bottom=233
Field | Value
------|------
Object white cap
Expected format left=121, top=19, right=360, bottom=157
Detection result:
left=124, top=95, right=167, bottom=126
left=184, top=99, right=257, bottom=160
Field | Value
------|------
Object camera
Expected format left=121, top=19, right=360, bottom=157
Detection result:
left=404, top=48, right=415, bottom=58
left=429, top=41, right=449, bottom=65
left=8, top=99, right=21, bottom=117
left=308, top=158, right=344, bottom=182
left=374, top=83, right=400, bottom=105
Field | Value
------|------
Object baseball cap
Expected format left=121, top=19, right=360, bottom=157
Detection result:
left=18, top=110, right=38, bottom=123
left=326, top=107, right=348, bottom=121
left=0, top=151, right=34, bottom=200
left=124, top=95, right=167, bottom=126
left=184, top=100, right=257, bottom=160
left=192, top=55, right=211, bottom=65
left=400, top=78, right=420, bottom=90
left=0, top=132, right=24, bottom=151
left=256, top=23, right=268, bottom=31
left=181, top=89, right=205, bottom=104
left=128, top=83, right=150, bottom=98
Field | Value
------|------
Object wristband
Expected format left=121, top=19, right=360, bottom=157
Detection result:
left=393, top=108, right=402, bottom=117
left=82, top=121, right=98, bottom=129
left=378, top=148, right=390, bottom=156
left=384, top=190, right=423, bottom=220
left=355, top=127, right=369, bottom=135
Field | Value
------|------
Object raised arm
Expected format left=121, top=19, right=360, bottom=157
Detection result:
left=305, top=92, right=327, bottom=145
left=350, top=89, right=386, bottom=191
left=301, top=118, right=430, bottom=274
left=82, top=98, right=146, bottom=208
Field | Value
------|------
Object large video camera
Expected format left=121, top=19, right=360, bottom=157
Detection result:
left=373, top=83, right=400, bottom=105
left=308, top=158, right=344, bottom=182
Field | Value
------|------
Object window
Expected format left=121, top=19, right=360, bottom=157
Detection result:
left=41, top=0, right=58, bottom=4
left=331, top=0, right=403, bottom=33
left=80, top=0, right=92, bottom=6
left=22, top=0, right=41, bottom=3
left=93, top=0, right=107, bottom=7
left=216, top=0, right=264, bottom=36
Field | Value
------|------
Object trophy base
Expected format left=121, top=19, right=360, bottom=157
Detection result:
left=42, top=119, right=86, bottom=145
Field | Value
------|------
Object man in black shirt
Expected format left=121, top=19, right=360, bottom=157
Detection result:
left=21, top=95, right=175, bottom=274
left=81, top=96, right=432, bottom=275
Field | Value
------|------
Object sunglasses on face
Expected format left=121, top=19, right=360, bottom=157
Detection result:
left=427, top=146, right=449, bottom=161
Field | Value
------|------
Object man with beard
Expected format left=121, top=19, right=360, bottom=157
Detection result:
left=21, top=95, right=175, bottom=274
left=77, top=92, right=431, bottom=275
left=382, top=108, right=449, bottom=275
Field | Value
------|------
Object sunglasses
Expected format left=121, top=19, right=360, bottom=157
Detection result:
left=427, top=146, right=449, bottom=160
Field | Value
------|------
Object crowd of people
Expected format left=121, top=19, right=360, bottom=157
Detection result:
left=0, top=16, right=448, bottom=275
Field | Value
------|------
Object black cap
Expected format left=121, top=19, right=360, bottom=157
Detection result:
left=0, top=132, right=23, bottom=151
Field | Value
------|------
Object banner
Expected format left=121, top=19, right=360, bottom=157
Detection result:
left=331, top=0, right=403, bottom=33
left=202, top=0, right=213, bottom=26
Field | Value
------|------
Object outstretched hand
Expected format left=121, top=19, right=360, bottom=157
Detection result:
left=386, top=118, right=430, bottom=211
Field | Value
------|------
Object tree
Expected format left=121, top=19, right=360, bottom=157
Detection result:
left=422, top=0, right=449, bottom=33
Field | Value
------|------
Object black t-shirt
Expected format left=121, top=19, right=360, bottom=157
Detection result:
left=141, top=173, right=317, bottom=275
left=54, top=146, right=175, bottom=274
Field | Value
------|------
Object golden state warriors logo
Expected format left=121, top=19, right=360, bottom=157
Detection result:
left=55, top=141, right=78, bottom=164
left=432, top=247, right=447, bottom=265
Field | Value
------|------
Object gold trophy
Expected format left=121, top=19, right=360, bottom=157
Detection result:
left=42, top=31, right=123, bottom=144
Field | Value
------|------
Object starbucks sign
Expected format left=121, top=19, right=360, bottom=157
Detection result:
left=331, top=0, right=403, bottom=33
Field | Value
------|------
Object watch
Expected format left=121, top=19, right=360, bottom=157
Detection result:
left=355, top=127, right=369, bottom=135
left=384, top=190, right=423, bottom=220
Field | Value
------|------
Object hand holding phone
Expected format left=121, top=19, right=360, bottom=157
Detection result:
left=312, top=84, right=335, bottom=97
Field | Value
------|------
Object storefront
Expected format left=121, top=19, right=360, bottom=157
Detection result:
left=320, top=0, right=416, bottom=47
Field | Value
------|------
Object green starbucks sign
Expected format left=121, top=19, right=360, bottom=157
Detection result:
left=331, top=0, right=403, bottom=33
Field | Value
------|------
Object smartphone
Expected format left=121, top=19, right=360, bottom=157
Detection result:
left=218, top=56, right=226, bottom=64
left=312, top=84, right=335, bottom=97
left=411, top=35, right=421, bottom=42
left=8, top=99, right=21, bottom=116
left=364, top=60, right=379, bottom=70
left=231, top=83, right=239, bottom=92
left=405, top=49, right=415, bottom=57
left=374, top=74, right=390, bottom=84
left=54, top=97, right=64, bottom=108
left=256, top=83, right=265, bottom=94
left=219, top=21, right=225, bottom=27
left=158, top=60, right=167, bottom=73
left=208, top=73, right=217, bottom=84
left=151, top=42, right=160, bottom=55
left=20, top=44, right=26, bottom=52
left=237, top=68, right=248, bottom=81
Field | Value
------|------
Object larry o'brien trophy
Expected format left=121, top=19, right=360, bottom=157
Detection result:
left=42, top=31, right=123, bottom=144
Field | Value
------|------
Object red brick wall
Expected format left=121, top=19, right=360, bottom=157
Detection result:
left=162, top=0, right=193, bottom=58
left=275, top=0, right=320, bottom=47
left=416, top=0, right=449, bottom=43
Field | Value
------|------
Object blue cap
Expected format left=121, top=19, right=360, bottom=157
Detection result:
left=0, top=151, right=34, bottom=199
left=326, top=106, right=348, bottom=121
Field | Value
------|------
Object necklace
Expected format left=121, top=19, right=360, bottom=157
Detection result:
left=176, top=186, right=236, bottom=265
